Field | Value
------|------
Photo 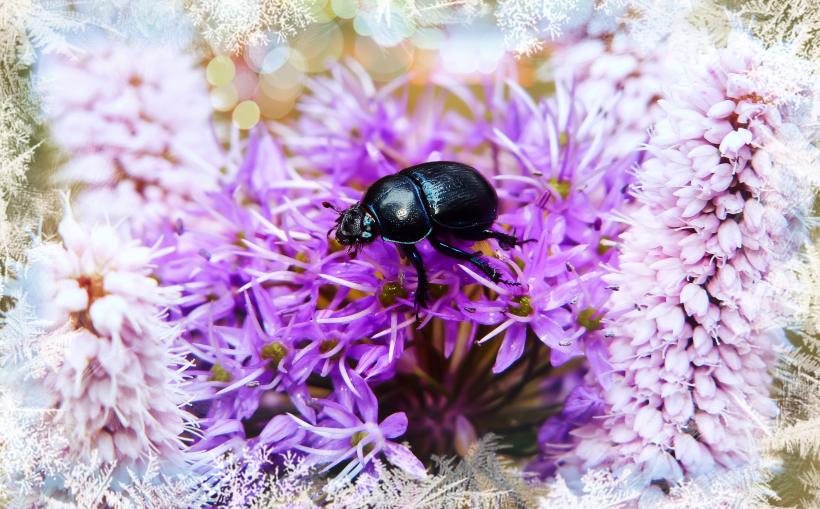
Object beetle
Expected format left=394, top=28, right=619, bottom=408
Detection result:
left=323, top=161, right=535, bottom=313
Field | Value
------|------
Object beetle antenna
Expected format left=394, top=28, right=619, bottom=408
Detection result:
left=322, top=201, right=343, bottom=215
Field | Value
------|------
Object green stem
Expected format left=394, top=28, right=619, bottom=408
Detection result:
left=412, top=366, right=452, bottom=400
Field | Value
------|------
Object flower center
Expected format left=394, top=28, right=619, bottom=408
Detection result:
left=576, top=308, right=601, bottom=332
left=328, top=238, right=344, bottom=253
left=292, top=252, right=309, bottom=274
left=210, top=363, right=232, bottom=382
left=77, top=274, right=106, bottom=304
left=261, top=342, right=287, bottom=369
left=128, top=75, right=143, bottom=87
left=320, top=339, right=340, bottom=354
left=508, top=296, right=533, bottom=317
left=548, top=178, right=571, bottom=200
left=597, top=236, right=612, bottom=256
left=350, top=431, right=375, bottom=455
left=378, top=281, right=408, bottom=307
left=558, top=132, right=568, bottom=147
left=429, top=283, right=449, bottom=299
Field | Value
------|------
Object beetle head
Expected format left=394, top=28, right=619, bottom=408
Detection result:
left=323, top=202, right=380, bottom=258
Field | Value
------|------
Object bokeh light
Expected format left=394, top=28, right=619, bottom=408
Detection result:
left=291, top=21, right=344, bottom=73
left=206, top=56, right=235, bottom=86
left=353, top=13, right=372, bottom=36
left=205, top=14, right=519, bottom=119
left=355, top=34, right=413, bottom=81
left=259, top=50, right=306, bottom=100
left=359, top=10, right=414, bottom=48
left=413, top=28, right=444, bottom=51
left=309, top=0, right=337, bottom=23
left=438, top=23, right=507, bottom=76
left=243, top=31, right=291, bottom=74
left=253, top=88, right=297, bottom=120
left=331, top=0, right=358, bottom=19
left=210, top=83, right=239, bottom=111
left=232, top=100, right=261, bottom=129
left=232, top=59, right=260, bottom=102
left=256, top=49, right=306, bottom=119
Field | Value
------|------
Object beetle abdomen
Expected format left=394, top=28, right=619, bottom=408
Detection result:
left=399, top=162, right=498, bottom=230
left=361, top=175, right=433, bottom=244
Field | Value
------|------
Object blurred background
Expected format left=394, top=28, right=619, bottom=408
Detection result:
left=204, top=9, right=552, bottom=128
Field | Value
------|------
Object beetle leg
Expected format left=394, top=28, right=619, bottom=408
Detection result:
left=455, top=229, right=536, bottom=251
left=402, top=244, right=429, bottom=317
left=469, top=258, right=521, bottom=287
left=428, top=236, right=520, bottom=287
left=470, top=229, right=537, bottom=251
left=428, top=235, right=481, bottom=261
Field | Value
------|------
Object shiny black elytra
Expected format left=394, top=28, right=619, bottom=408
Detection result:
left=324, top=161, right=535, bottom=313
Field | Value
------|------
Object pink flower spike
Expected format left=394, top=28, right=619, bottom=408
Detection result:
left=717, top=219, right=742, bottom=252
left=558, top=29, right=819, bottom=496
left=707, top=100, right=737, bottom=118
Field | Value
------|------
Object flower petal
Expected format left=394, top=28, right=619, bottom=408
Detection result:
left=380, top=412, right=408, bottom=439
left=492, top=323, right=527, bottom=373
left=383, top=442, right=427, bottom=479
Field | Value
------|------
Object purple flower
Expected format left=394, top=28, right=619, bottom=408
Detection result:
left=470, top=240, right=602, bottom=375
left=562, top=386, right=605, bottom=426
left=278, top=59, right=456, bottom=185
left=291, top=372, right=426, bottom=491
left=453, top=76, right=646, bottom=387
left=131, top=61, right=654, bottom=491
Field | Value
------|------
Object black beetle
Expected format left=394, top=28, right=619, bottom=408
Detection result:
left=324, top=161, right=534, bottom=313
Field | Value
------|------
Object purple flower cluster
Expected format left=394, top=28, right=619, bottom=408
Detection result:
left=146, top=61, right=645, bottom=488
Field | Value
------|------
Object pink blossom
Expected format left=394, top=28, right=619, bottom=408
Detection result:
left=560, top=30, right=820, bottom=494
left=546, top=29, right=679, bottom=161
left=10, top=194, right=196, bottom=479
left=42, top=41, right=225, bottom=239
